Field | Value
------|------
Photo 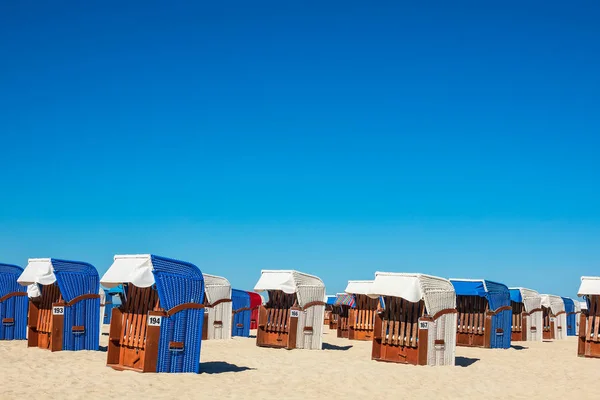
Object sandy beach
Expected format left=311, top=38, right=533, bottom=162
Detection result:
left=0, top=326, right=597, bottom=400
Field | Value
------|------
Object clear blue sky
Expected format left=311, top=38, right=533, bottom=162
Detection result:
left=1, top=1, right=598, bottom=299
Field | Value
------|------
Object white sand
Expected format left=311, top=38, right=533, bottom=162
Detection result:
left=1, top=327, right=598, bottom=399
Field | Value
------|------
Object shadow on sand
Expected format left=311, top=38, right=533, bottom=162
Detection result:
left=322, top=343, right=353, bottom=351
left=200, top=361, right=254, bottom=374
left=511, top=345, right=528, bottom=350
left=98, top=346, right=108, bottom=352
left=455, top=356, right=479, bottom=367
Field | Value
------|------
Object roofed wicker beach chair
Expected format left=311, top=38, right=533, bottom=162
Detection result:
left=254, top=270, right=326, bottom=350
left=540, top=294, right=567, bottom=340
left=249, top=292, right=263, bottom=330
left=561, top=297, right=578, bottom=337
left=17, top=258, right=101, bottom=351
left=231, top=289, right=251, bottom=338
left=509, top=288, right=543, bottom=342
left=577, top=276, right=600, bottom=358
left=202, top=274, right=232, bottom=340
left=332, top=293, right=354, bottom=338
left=323, top=295, right=336, bottom=326
left=0, top=263, right=28, bottom=341
left=369, top=272, right=457, bottom=366
left=450, top=279, right=512, bottom=349
left=101, top=254, right=205, bottom=373
left=345, top=280, right=379, bottom=341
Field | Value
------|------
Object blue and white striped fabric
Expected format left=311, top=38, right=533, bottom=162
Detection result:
left=0, top=263, right=28, bottom=340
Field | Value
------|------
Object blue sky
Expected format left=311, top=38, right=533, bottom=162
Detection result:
left=1, top=1, right=598, bottom=298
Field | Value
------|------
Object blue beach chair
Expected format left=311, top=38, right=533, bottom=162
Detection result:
left=0, top=263, right=28, bottom=340
left=17, top=258, right=101, bottom=351
left=101, top=254, right=205, bottom=373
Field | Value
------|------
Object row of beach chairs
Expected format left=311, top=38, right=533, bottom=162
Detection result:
left=2, top=258, right=600, bottom=371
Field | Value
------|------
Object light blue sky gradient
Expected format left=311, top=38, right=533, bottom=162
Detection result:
left=1, top=1, right=598, bottom=298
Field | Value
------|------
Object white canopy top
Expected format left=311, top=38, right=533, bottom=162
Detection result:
left=510, top=287, right=542, bottom=313
left=578, top=276, right=600, bottom=296
left=540, top=294, right=565, bottom=315
left=203, top=273, right=232, bottom=304
left=100, top=254, right=155, bottom=288
left=17, top=258, right=56, bottom=286
left=254, top=270, right=325, bottom=308
left=344, top=280, right=373, bottom=296
left=367, top=272, right=456, bottom=316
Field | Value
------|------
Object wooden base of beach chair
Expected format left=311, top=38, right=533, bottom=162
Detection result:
left=347, top=295, right=377, bottom=341
left=578, top=296, right=600, bottom=358
left=371, top=297, right=428, bottom=365
left=337, top=316, right=349, bottom=338
left=256, top=291, right=299, bottom=350
left=511, top=316, right=527, bottom=342
left=511, top=302, right=527, bottom=341
left=456, top=296, right=509, bottom=348
left=107, top=286, right=161, bottom=372
left=542, top=306, right=555, bottom=340
left=324, top=310, right=331, bottom=326
left=348, top=328, right=373, bottom=341
left=27, top=284, right=65, bottom=352
left=329, top=317, right=338, bottom=330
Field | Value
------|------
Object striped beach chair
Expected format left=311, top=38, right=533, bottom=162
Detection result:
left=231, top=289, right=251, bottom=337
left=332, top=293, right=355, bottom=339
left=254, top=270, right=326, bottom=350
left=345, top=281, right=379, bottom=341
left=323, top=295, right=336, bottom=326
left=578, top=276, right=600, bottom=358
left=17, top=258, right=101, bottom=351
left=202, top=274, right=232, bottom=340
left=450, top=279, right=513, bottom=349
left=540, top=294, right=567, bottom=340
left=369, top=272, right=457, bottom=366
left=101, top=254, right=205, bottom=373
left=0, top=263, right=28, bottom=340
left=509, top=288, right=543, bottom=342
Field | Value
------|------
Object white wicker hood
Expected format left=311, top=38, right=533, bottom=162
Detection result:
left=100, top=254, right=155, bottom=288
left=368, top=272, right=456, bottom=316
left=17, top=258, right=56, bottom=286
left=254, top=270, right=325, bottom=308
left=540, top=294, right=565, bottom=314
left=203, top=273, right=232, bottom=304
left=344, top=280, right=373, bottom=296
left=578, top=276, right=600, bottom=296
